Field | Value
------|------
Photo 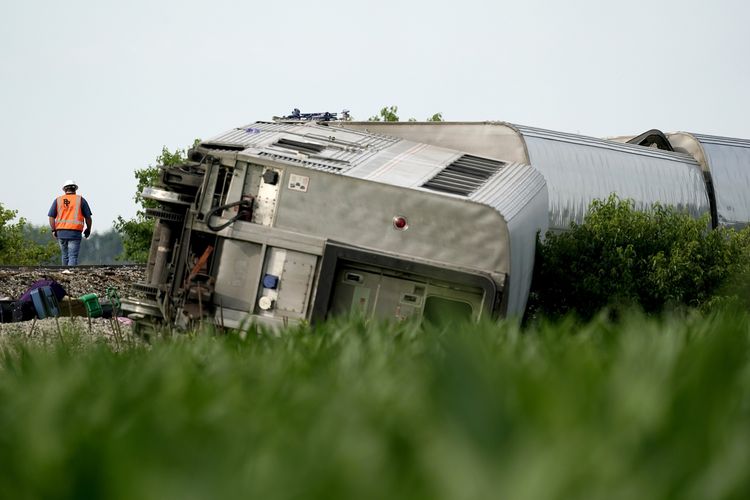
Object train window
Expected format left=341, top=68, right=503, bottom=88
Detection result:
left=422, top=296, right=473, bottom=326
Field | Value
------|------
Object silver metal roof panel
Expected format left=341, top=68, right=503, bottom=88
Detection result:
left=473, top=161, right=547, bottom=222
left=690, top=133, right=750, bottom=149
left=210, top=122, right=529, bottom=201
left=329, top=122, right=711, bottom=231
left=518, top=130, right=710, bottom=231
left=205, top=121, right=400, bottom=174
left=473, top=163, right=548, bottom=315
left=672, top=132, right=750, bottom=229
left=514, top=124, right=700, bottom=164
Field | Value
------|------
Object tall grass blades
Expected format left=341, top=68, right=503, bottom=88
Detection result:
left=0, top=311, right=748, bottom=500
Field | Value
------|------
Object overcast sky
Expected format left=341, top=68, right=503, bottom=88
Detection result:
left=2, top=0, right=748, bottom=230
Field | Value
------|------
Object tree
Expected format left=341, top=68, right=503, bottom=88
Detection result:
left=528, top=195, right=750, bottom=320
left=0, top=203, right=58, bottom=265
left=367, top=106, right=444, bottom=122
left=368, top=105, right=400, bottom=122
left=24, top=221, right=126, bottom=265
left=113, top=147, right=187, bottom=263
left=78, top=229, right=126, bottom=264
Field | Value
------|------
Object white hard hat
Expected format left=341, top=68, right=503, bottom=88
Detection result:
left=63, top=179, right=78, bottom=190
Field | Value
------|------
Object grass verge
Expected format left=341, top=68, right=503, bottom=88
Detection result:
left=0, top=310, right=748, bottom=499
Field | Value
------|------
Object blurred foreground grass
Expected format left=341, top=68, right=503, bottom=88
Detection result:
left=0, top=310, right=749, bottom=500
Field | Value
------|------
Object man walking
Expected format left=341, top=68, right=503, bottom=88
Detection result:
left=48, top=180, right=93, bottom=266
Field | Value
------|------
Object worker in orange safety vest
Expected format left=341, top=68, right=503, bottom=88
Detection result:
left=47, top=180, right=93, bottom=266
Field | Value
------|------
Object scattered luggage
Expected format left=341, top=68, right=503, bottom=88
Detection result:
left=0, top=300, right=15, bottom=323
left=1, top=279, right=120, bottom=323
left=29, top=286, right=61, bottom=319
left=18, top=279, right=67, bottom=304
left=1, top=299, right=38, bottom=323
left=79, top=293, right=103, bottom=318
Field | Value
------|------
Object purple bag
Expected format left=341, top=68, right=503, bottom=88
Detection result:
left=18, top=279, right=67, bottom=303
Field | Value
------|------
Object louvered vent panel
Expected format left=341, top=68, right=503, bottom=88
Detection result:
left=256, top=152, right=343, bottom=172
left=200, top=142, right=247, bottom=151
left=274, top=138, right=327, bottom=154
left=422, top=155, right=506, bottom=196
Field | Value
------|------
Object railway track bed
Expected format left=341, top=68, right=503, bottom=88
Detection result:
left=0, top=265, right=145, bottom=301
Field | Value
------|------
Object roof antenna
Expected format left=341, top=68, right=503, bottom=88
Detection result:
left=273, top=109, right=340, bottom=122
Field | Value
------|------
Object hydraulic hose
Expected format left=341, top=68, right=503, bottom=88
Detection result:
left=206, top=198, right=254, bottom=232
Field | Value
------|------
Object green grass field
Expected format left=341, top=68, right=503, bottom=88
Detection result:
left=0, top=310, right=749, bottom=500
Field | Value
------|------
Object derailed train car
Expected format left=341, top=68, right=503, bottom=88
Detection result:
left=616, top=130, right=750, bottom=230
left=332, top=122, right=719, bottom=232
left=122, top=121, right=548, bottom=330
left=123, top=117, right=748, bottom=330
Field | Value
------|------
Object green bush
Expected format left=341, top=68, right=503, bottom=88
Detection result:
left=114, top=147, right=187, bottom=263
left=529, top=195, right=750, bottom=319
left=0, top=203, right=58, bottom=265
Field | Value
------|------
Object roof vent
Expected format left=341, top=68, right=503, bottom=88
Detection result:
left=200, top=142, right=246, bottom=152
left=256, top=152, right=343, bottom=173
left=422, top=155, right=505, bottom=196
left=274, top=138, right=327, bottom=155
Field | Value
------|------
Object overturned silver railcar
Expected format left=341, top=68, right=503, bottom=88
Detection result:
left=332, top=122, right=713, bottom=232
left=122, top=121, right=548, bottom=330
left=614, top=130, right=750, bottom=230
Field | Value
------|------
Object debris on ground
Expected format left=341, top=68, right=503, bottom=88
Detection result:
left=0, top=266, right=144, bottom=302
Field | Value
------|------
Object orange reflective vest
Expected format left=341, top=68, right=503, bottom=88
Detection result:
left=55, top=194, right=85, bottom=231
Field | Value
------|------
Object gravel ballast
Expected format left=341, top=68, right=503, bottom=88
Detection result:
left=0, top=265, right=145, bottom=301
left=0, top=266, right=146, bottom=346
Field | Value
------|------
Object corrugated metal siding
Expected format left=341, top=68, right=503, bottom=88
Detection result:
left=516, top=125, right=700, bottom=164
left=514, top=126, right=710, bottom=231
left=472, top=163, right=548, bottom=316
left=472, top=163, right=547, bottom=223
left=255, top=151, right=345, bottom=173
left=691, top=133, right=750, bottom=229
left=692, top=133, right=750, bottom=149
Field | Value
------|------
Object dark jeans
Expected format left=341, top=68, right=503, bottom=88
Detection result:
left=59, top=238, right=81, bottom=266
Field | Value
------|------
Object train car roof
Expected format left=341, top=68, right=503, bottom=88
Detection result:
left=202, top=121, right=547, bottom=228
left=668, top=132, right=750, bottom=230
left=328, top=121, right=711, bottom=232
